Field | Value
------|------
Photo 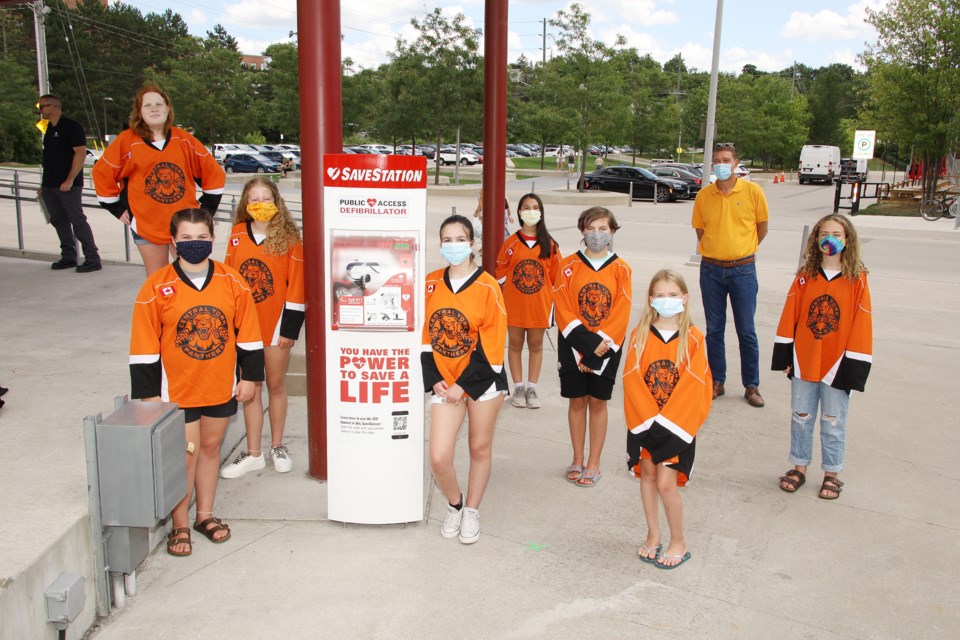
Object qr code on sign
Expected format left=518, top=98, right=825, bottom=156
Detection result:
left=393, top=414, right=407, bottom=432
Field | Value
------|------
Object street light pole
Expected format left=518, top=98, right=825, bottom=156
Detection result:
left=102, top=96, right=113, bottom=144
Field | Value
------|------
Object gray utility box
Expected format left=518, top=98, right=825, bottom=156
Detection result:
left=96, top=401, right=187, bottom=528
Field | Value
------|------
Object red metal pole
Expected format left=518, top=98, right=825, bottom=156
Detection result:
left=481, top=0, right=509, bottom=273
left=298, top=0, right=342, bottom=480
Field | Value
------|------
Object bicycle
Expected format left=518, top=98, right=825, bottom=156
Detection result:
left=918, top=190, right=959, bottom=221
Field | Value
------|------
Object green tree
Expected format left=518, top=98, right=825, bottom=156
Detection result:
left=861, top=0, right=960, bottom=198
left=0, top=56, right=42, bottom=163
left=548, top=3, right=630, bottom=189
left=257, top=42, right=300, bottom=142
left=806, top=64, right=862, bottom=148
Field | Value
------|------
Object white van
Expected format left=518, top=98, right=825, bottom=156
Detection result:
left=799, top=145, right=841, bottom=184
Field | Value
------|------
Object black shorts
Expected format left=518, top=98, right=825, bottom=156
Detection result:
left=559, top=371, right=615, bottom=400
left=183, top=398, right=237, bottom=423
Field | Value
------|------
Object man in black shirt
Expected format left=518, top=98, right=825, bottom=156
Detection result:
left=38, top=95, right=101, bottom=272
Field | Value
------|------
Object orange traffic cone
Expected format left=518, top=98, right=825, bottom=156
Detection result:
left=781, top=171, right=786, bottom=182
left=773, top=173, right=780, bottom=184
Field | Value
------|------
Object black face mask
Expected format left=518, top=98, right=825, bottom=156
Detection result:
left=176, top=240, right=213, bottom=264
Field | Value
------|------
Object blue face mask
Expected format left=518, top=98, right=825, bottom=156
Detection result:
left=176, top=239, right=213, bottom=264
left=714, top=163, right=733, bottom=180
left=651, top=297, right=685, bottom=318
left=440, top=242, right=472, bottom=265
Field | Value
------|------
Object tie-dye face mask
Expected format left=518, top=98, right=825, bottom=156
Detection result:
left=818, top=235, right=845, bottom=256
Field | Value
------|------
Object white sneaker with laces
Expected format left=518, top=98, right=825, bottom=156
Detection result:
left=269, top=444, right=293, bottom=473
left=459, top=507, right=480, bottom=544
left=440, top=504, right=462, bottom=539
left=219, top=451, right=265, bottom=479
left=525, top=386, right=542, bottom=409
left=510, top=386, right=526, bottom=408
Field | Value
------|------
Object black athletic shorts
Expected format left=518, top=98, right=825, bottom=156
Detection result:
left=183, top=398, right=237, bottom=423
left=559, top=371, right=614, bottom=400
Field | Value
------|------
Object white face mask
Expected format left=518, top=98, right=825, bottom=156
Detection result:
left=583, top=230, right=611, bottom=253
left=651, top=297, right=684, bottom=318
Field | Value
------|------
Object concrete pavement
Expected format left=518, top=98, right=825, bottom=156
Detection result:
left=1, top=171, right=959, bottom=639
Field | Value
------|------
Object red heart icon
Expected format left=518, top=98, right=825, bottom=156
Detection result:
left=367, top=198, right=377, bottom=207
left=352, top=357, right=365, bottom=368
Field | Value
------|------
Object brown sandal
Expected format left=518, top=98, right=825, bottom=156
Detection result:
left=818, top=476, right=844, bottom=500
left=779, top=469, right=806, bottom=493
left=166, top=528, right=192, bottom=556
left=193, top=517, right=231, bottom=543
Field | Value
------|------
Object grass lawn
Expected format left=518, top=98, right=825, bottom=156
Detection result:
left=858, top=199, right=919, bottom=216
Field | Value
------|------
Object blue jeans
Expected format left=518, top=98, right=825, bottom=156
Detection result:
left=699, top=260, right=759, bottom=388
left=789, top=378, right=850, bottom=472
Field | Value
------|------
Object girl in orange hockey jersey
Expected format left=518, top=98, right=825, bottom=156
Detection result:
left=773, top=214, right=872, bottom=500
left=422, top=214, right=508, bottom=544
left=554, top=207, right=632, bottom=487
left=220, top=178, right=305, bottom=479
left=94, top=84, right=226, bottom=276
left=623, top=270, right=711, bottom=569
left=130, top=208, right=263, bottom=556
left=495, top=193, right=561, bottom=410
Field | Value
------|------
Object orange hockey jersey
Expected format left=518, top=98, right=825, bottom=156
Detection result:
left=553, top=251, right=633, bottom=380
left=771, top=270, right=872, bottom=392
left=495, top=232, right=561, bottom=329
left=224, top=222, right=305, bottom=345
left=421, top=267, right=508, bottom=399
left=130, top=260, right=264, bottom=408
left=93, top=127, right=225, bottom=245
left=624, top=325, right=712, bottom=485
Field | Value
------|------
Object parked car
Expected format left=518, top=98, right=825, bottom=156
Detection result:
left=583, top=166, right=688, bottom=201
left=223, top=153, right=281, bottom=174
left=654, top=162, right=702, bottom=177
left=357, top=144, right=393, bottom=154
left=507, top=144, right=533, bottom=157
left=261, top=151, right=299, bottom=169
left=650, top=166, right=702, bottom=197
left=84, top=148, right=102, bottom=167
left=838, top=157, right=866, bottom=183
left=437, top=148, right=479, bottom=165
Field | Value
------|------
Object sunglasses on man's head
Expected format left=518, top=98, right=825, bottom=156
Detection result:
left=714, top=142, right=736, bottom=150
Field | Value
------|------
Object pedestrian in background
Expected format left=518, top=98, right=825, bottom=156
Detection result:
left=37, top=95, right=101, bottom=273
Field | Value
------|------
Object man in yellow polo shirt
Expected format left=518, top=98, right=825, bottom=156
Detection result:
left=692, top=142, right=768, bottom=407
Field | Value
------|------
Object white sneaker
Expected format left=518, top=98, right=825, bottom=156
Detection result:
left=459, top=507, right=480, bottom=544
left=525, top=386, right=542, bottom=409
left=219, top=451, right=265, bottom=479
left=269, top=444, right=293, bottom=473
left=440, top=504, right=462, bottom=539
left=510, top=386, right=526, bottom=408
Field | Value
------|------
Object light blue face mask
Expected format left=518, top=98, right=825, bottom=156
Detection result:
left=440, top=242, right=472, bottom=265
left=651, top=297, right=685, bottom=318
left=714, top=163, right=733, bottom=180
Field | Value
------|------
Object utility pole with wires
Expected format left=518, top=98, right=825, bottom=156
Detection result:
left=30, top=0, right=51, bottom=94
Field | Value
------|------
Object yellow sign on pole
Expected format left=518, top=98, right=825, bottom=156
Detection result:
left=676, top=147, right=683, bottom=155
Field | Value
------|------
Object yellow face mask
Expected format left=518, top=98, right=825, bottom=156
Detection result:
left=36, top=119, right=50, bottom=134
left=247, top=201, right=279, bottom=222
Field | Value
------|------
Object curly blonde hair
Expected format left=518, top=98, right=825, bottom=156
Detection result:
left=799, top=214, right=867, bottom=280
left=234, top=177, right=301, bottom=256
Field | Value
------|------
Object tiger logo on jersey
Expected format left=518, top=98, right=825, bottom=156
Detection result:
left=144, top=162, right=186, bottom=204
left=806, top=294, right=840, bottom=339
left=239, top=258, right=275, bottom=303
left=644, top=359, right=680, bottom=409
left=577, top=282, right=612, bottom=327
left=175, top=305, right=230, bottom=360
left=512, top=259, right=544, bottom=294
left=428, top=308, right=473, bottom=358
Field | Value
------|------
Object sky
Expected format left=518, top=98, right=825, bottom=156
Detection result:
left=115, top=0, right=885, bottom=74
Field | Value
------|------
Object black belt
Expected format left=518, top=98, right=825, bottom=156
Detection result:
left=701, top=255, right=755, bottom=267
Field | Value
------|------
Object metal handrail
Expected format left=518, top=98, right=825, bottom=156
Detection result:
left=1, top=169, right=304, bottom=262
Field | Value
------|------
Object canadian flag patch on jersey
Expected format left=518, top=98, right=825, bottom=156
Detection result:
left=160, top=285, right=175, bottom=298
left=231, top=237, right=240, bottom=246
left=507, top=248, right=514, bottom=256
left=564, top=267, right=573, bottom=277
left=427, top=283, right=435, bottom=293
